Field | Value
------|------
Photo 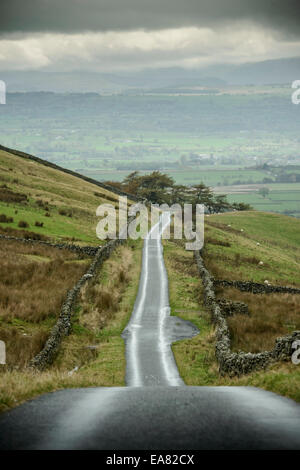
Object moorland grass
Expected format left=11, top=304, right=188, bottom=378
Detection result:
left=0, top=240, right=90, bottom=370
left=163, top=224, right=300, bottom=402
left=0, top=240, right=143, bottom=412
left=219, top=288, right=300, bottom=352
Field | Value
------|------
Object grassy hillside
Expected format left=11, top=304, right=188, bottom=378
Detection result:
left=0, top=149, right=299, bottom=409
left=205, top=211, right=300, bottom=286
left=203, top=211, right=300, bottom=355
left=0, top=147, right=130, bottom=244
left=0, top=148, right=141, bottom=412
left=164, top=210, right=300, bottom=401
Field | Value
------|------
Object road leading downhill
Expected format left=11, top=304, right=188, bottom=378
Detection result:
left=122, top=213, right=199, bottom=387
left=0, top=214, right=300, bottom=450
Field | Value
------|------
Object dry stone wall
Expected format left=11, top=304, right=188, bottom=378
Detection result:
left=216, top=298, right=249, bottom=317
left=0, top=234, right=98, bottom=256
left=29, top=221, right=134, bottom=370
left=214, top=279, right=300, bottom=295
left=194, top=250, right=300, bottom=376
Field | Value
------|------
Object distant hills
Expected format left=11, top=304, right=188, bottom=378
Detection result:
left=212, top=57, right=300, bottom=86
left=1, top=56, right=300, bottom=93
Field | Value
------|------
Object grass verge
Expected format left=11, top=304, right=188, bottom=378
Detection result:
left=163, top=238, right=300, bottom=402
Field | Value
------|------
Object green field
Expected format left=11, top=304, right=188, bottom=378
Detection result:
left=1, top=89, right=299, bottom=216
left=224, top=183, right=300, bottom=217
left=81, top=169, right=300, bottom=216
left=1, top=90, right=299, bottom=177
left=81, top=167, right=270, bottom=185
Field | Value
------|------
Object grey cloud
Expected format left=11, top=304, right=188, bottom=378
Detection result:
left=0, top=0, right=300, bottom=37
left=1, top=26, right=299, bottom=73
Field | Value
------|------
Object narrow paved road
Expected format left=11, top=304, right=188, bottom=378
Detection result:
left=0, top=215, right=300, bottom=450
left=122, top=213, right=198, bottom=387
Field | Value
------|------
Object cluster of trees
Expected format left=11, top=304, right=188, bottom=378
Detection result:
left=275, top=173, right=300, bottom=183
left=257, top=165, right=300, bottom=184
left=258, top=187, right=270, bottom=198
left=106, top=171, right=252, bottom=213
left=260, top=173, right=300, bottom=184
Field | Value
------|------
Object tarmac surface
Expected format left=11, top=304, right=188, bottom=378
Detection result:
left=0, top=215, right=299, bottom=450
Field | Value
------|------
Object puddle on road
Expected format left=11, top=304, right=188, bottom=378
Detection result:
left=164, top=316, right=199, bottom=343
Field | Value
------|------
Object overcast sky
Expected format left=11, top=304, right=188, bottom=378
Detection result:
left=0, top=0, right=300, bottom=72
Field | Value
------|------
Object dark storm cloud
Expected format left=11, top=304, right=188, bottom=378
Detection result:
left=0, top=0, right=300, bottom=36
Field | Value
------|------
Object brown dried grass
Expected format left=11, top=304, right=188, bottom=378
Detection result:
left=0, top=225, right=50, bottom=240
left=0, top=240, right=89, bottom=323
left=0, top=327, right=49, bottom=369
left=219, top=287, right=300, bottom=352
left=0, top=186, right=28, bottom=204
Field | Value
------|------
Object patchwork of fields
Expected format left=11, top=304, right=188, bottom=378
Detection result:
left=215, top=183, right=300, bottom=217
left=1, top=89, right=299, bottom=216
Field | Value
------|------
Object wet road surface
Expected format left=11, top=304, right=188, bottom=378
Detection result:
left=0, top=215, right=299, bottom=450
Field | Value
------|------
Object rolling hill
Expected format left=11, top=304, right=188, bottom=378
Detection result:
left=0, top=146, right=142, bottom=413
left=0, top=145, right=135, bottom=244
left=0, top=146, right=299, bottom=409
